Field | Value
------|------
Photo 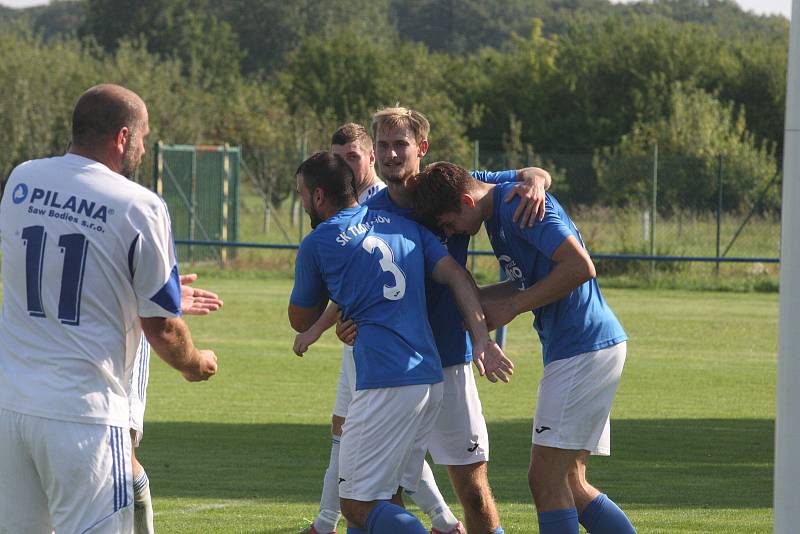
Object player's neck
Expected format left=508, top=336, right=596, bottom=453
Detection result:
left=323, top=200, right=358, bottom=221
left=474, top=181, right=496, bottom=222
left=68, top=145, right=118, bottom=174
left=386, top=181, right=414, bottom=209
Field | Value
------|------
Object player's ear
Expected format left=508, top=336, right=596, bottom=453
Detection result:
left=313, top=187, right=325, bottom=206
left=460, top=193, right=476, bottom=209
left=113, top=126, right=129, bottom=155
left=417, top=138, right=429, bottom=158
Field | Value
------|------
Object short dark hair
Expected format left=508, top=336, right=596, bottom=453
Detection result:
left=72, top=84, right=143, bottom=147
left=410, top=161, right=474, bottom=230
left=296, top=151, right=357, bottom=209
left=331, top=123, right=372, bottom=149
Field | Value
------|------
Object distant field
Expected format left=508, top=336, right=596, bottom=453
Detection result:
left=120, top=277, right=775, bottom=533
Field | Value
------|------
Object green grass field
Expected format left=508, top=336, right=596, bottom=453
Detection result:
left=129, top=276, right=777, bottom=533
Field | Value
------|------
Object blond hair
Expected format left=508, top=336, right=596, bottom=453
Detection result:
left=371, top=106, right=430, bottom=143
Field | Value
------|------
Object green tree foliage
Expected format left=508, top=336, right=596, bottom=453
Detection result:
left=218, top=81, right=308, bottom=207
left=279, top=26, right=473, bottom=166
left=0, top=25, right=239, bottom=191
left=0, top=0, right=787, bottom=215
left=80, top=0, right=243, bottom=87
left=217, top=0, right=394, bottom=75
left=0, top=27, right=98, bottom=190
left=594, top=83, right=777, bottom=213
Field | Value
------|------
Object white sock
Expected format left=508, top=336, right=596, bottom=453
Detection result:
left=133, top=469, right=155, bottom=534
left=409, top=460, right=459, bottom=532
left=313, top=435, right=342, bottom=533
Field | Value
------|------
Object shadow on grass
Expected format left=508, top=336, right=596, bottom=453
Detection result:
left=139, top=418, right=773, bottom=509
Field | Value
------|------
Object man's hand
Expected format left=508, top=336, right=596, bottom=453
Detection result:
left=473, top=339, right=514, bottom=383
left=181, top=349, right=218, bottom=382
left=505, top=167, right=551, bottom=227
left=294, top=326, right=323, bottom=357
left=482, top=299, right=518, bottom=332
left=336, top=313, right=357, bottom=346
left=180, top=273, right=223, bottom=316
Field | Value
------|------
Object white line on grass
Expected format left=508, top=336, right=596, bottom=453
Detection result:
left=153, top=500, right=254, bottom=516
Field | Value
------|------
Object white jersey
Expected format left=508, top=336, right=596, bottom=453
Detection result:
left=358, top=180, right=386, bottom=204
left=0, top=154, right=180, bottom=428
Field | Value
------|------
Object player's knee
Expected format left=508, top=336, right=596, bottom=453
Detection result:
left=528, top=463, right=549, bottom=501
left=339, top=498, right=369, bottom=528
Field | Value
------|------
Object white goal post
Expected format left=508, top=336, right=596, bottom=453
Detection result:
left=774, top=1, right=799, bottom=532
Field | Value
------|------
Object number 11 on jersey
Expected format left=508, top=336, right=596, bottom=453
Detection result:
left=21, top=225, right=89, bottom=326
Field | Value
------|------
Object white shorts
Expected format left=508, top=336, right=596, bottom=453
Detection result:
left=339, top=382, right=443, bottom=501
left=428, top=363, right=490, bottom=465
left=332, top=344, right=356, bottom=419
left=0, top=407, right=133, bottom=533
left=532, top=342, right=627, bottom=456
left=128, top=336, right=151, bottom=447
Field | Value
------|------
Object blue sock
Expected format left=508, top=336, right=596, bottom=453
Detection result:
left=579, top=493, right=636, bottom=533
left=537, top=508, right=579, bottom=534
left=346, top=528, right=368, bottom=534
left=366, top=501, right=428, bottom=534
left=490, top=528, right=505, bottom=534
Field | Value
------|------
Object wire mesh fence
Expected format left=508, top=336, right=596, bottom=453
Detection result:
left=162, top=143, right=782, bottom=286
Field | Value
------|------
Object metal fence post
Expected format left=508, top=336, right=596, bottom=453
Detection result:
left=716, top=154, right=723, bottom=275
left=495, top=264, right=508, bottom=349
left=650, top=143, right=658, bottom=275
left=189, top=148, right=197, bottom=264
left=470, top=140, right=479, bottom=273
left=155, top=141, right=163, bottom=195
left=221, top=144, right=230, bottom=265
left=299, top=136, right=308, bottom=243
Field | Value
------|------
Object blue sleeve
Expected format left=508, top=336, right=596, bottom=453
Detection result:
left=514, top=195, right=572, bottom=258
left=417, top=223, right=450, bottom=276
left=289, top=237, right=326, bottom=307
left=149, top=265, right=182, bottom=315
left=470, top=169, right=517, bottom=184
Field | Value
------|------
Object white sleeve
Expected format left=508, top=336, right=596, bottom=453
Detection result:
left=128, top=195, right=181, bottom=318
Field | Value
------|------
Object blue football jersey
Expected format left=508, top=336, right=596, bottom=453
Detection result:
left=290, top=205, right=446, bottom=390
left=365, top=170, right=517, bottom=367
left=485, top=184, right=627, bottom=366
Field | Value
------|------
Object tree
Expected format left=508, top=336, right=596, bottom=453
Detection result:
left=0, top=26, right=99, bottom=192
left=594, top=83, right=778, bottom=213
left=277, top=26, right=474, bottom=166
left=80, top=0, right=243, bottom=88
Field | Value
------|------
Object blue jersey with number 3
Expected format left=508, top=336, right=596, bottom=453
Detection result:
left=290, top=205, right=447, bottom=390
left=365, top=170, right=517, bottom=368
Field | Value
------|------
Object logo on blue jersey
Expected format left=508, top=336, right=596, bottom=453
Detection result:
left=26, top=187, right=110, bottom=223
left=499, top=254, right=523, bottom=281
left=12, top=183, right=28, bottom=204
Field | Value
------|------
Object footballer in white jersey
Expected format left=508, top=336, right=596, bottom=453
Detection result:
left=0, top=153, right=181, bottom=427
left=0, top=83, right=218, bottom=534
left=0, top=153, right=181, bottom=532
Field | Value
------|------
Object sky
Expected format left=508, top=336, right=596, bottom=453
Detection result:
left=0, top=0, right=793, bottom=19
left=611, top=0, right=792, bottom=18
